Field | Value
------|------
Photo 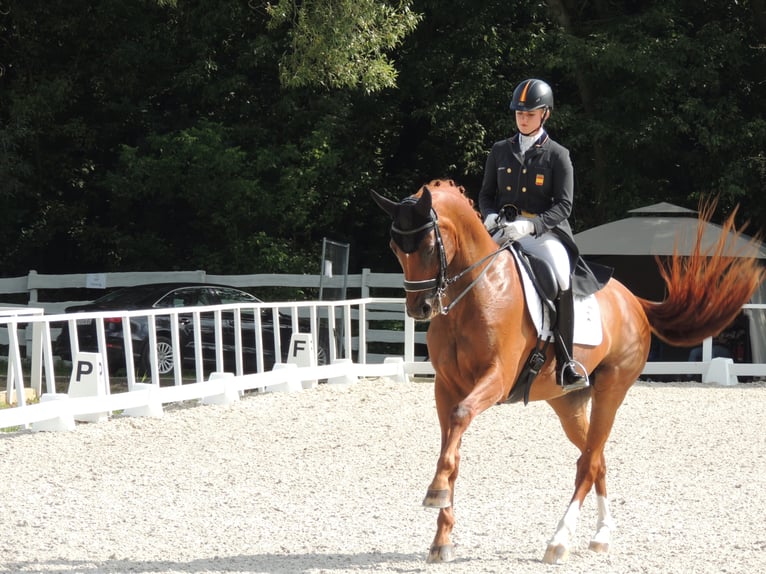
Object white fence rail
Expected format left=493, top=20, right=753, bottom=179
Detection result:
left=0, top=269, right=404, bottom=313
left=640, top=305, right=766, bottom=380
left=0, top=297, right=432, bottom=431
left=1, top=271, right=765, bottom=433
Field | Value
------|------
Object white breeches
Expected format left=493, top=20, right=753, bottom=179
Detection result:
left=516, top=232, right=572, bottom=291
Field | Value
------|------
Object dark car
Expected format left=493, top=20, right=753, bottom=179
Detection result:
left=53, top=283, right=327, bottom=376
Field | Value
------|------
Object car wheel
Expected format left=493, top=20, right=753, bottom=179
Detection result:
left=316, top=343, right=328, bottom=366
left=142, top=335, right=175, bottom=376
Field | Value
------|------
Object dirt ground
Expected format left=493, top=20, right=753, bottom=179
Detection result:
left=1, top=377, right=765, bottom=573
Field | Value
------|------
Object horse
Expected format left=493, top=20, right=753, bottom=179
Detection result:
left=371, top=179, right=764, bottom=564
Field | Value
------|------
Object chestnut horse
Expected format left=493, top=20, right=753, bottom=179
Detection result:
left=372, top=179, right=763, bottom=564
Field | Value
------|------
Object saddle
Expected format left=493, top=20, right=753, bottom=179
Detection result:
left=504, top=246, right=610, bottom=405
left=516, top=249, right=559, bottom=320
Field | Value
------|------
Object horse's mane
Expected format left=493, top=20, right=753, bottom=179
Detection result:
left=418, top=179, right=481, bottom=220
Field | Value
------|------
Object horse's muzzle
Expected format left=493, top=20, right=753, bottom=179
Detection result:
left=406, top=293, right=439, bottom=321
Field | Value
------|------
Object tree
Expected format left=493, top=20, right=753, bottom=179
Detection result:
left=266, top=0, right=421, bottom=92
left=1, top=0, right=764, bottom=279
left=542, top=0, right=766, bottom=230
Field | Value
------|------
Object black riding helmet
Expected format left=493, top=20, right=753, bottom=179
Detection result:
left=510, top=79, right=554, bottom=112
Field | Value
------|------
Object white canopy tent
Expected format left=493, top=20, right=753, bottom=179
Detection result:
left=575, top=202, right=766, bottom=258
left=574, top=202, right=766, bottom=364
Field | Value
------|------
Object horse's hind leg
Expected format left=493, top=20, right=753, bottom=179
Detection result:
left=578, top=368, right=634, bottom=555
left=543, top=377, right=629, bottom=564
left=589, top=488, right=615, bottom=553
left=542, top=389, right=591, bottom=564
left=548, top=449, right=616, bottom=558
left=542, top=457, right=615, bottom=563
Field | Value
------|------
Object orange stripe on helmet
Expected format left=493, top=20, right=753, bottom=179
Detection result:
left=519, top=80, right=532, bottom=103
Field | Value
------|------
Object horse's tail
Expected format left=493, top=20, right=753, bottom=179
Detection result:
left=638, top=199, right=764, bottom=347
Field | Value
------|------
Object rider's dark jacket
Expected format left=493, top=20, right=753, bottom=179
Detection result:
left=478, top=131, right=604, bottom=295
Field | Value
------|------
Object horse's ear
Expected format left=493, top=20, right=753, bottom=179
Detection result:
left=370, top=189, right=398, bottom=219
left=415, top=186, right=433, bottom=218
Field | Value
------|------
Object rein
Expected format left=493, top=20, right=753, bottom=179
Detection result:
left=392, top=209, right=506, bottom=315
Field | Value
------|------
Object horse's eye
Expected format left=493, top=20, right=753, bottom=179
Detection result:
left=422, top=238, right=436, bottom=259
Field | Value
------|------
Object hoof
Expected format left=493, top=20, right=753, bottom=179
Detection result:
left=589, top=540, right=609, bottom=553
left=542, top=543, right=569, bottom=565
left=422, top=489, right=451, bottom=508
left=427, top=544, right=456, bottom=563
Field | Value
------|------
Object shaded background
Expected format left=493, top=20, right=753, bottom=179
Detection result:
left=1, top=0, right=765, bottom=277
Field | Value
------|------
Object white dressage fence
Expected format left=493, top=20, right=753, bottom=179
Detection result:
left=2, top=294, right=765, bottom=433
left=0, top=297, right=432, bottom=431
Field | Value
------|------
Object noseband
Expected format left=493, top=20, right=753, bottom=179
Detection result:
left=391, top=208, right=505, bottom=315
left=391, top=208, right=448, bottom=294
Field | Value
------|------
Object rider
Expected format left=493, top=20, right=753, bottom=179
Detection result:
left=478, top=78, right=589, bottom=391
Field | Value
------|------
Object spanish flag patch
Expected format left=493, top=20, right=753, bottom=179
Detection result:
left=535, top=174, right=545, bottom=186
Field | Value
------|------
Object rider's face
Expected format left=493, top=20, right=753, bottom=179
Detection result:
left=515, top=109, right=546, bottom=134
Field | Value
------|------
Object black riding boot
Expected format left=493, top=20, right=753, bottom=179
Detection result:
left=555, top=287, right=589, bottom=390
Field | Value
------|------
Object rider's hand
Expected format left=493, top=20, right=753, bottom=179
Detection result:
left=505, top=219, right=535, bottom=241
left=483, top=213, right=500, bottom=232
left=498, top=219, right=535, bottom=243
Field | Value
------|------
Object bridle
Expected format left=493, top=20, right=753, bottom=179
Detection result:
left=391, top=207, right=506, bottom=315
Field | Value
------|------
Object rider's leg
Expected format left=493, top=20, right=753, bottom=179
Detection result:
left=555, top=286, right=589, bottom=389
left=516, top=232, right=570, bottom=288
left=516, top=234, right=588, bottom=390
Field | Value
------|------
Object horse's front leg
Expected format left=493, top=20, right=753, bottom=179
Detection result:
left=422, top=400, right=464, bottom=563
left=423, top=378, right=502, bottom=563
left=422, top=402, right=468, bottom=509
left=425, top=449, right=459, bottom=563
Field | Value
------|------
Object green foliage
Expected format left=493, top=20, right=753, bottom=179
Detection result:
left=104, top=122, right=267, bottom=272
left=530, top=0, right=766, bottom=229
left=267, top=0, right=421, bottom=92
left=1, top=0, right=765, bottom=281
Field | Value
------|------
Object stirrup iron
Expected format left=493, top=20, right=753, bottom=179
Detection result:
left=559, top=359, right=590, bottom=392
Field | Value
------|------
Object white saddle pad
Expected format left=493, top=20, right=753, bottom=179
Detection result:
left=511, top=248, right=603, bottom=346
